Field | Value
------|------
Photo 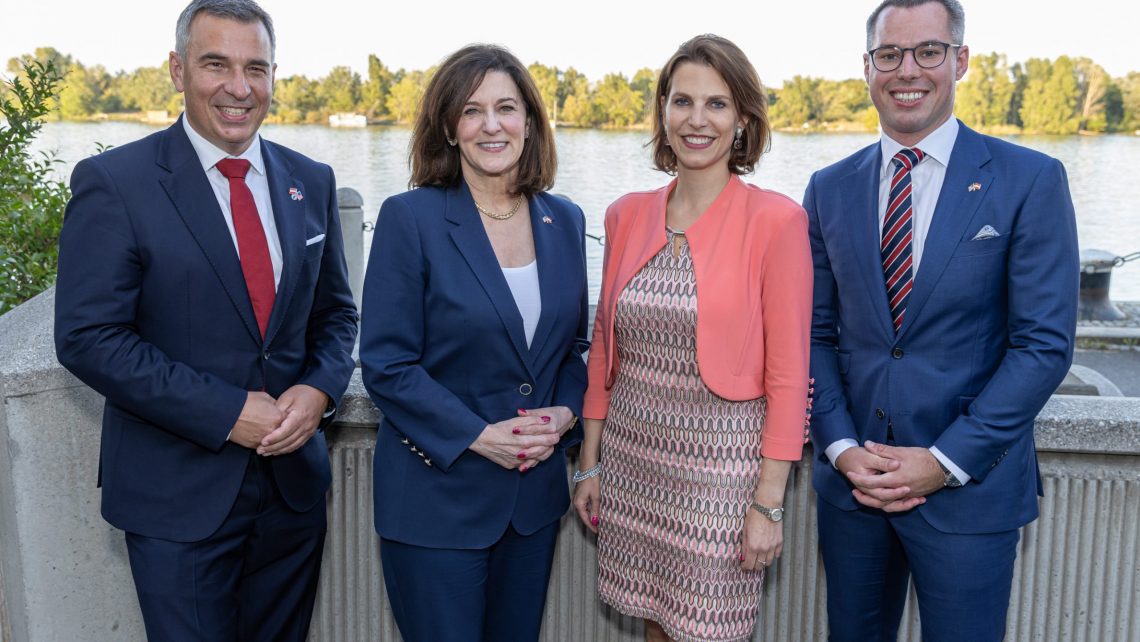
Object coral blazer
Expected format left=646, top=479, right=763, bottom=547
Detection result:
left=584, top=176, right=812, bottom=461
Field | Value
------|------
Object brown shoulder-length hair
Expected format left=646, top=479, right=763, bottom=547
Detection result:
left=409, top=44, right=556, bottom=196
left=651, top=34, right=771, bottom=175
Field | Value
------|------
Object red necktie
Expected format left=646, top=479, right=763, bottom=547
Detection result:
left=882, top=147, right=924, bottom=333
left=215, top=158, right=275, bottom=338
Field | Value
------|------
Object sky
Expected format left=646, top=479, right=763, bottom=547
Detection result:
left=3, top=0, right=1139, bottom=85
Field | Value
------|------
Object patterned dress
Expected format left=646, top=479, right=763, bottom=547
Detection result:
left=597, top=228, right=768, bottom=642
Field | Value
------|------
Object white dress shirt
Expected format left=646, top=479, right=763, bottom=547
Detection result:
left=502, top=260, right=542, bottom=348
left=182, top=117, right=284, bottom=290
left=825, top=116, right=971, bottom=485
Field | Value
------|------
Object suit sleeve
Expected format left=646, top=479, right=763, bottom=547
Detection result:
left=582, top=203, right=620, bottom=420
left=358, top=195, right=490, bottom=472
left=933, top=158, right=1078, bottom=482
left=294, top=165, right=360, bottom=424
left=552, top=203, right=590, bottom=448
left=803, top=174, right=860, bottom=461
left=54, top=157, right=247, bottom=451
left=758, top=205, right=813, bottom=461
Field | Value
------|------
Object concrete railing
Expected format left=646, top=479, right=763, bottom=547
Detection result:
left=2, top=287, right=1139, bottom=641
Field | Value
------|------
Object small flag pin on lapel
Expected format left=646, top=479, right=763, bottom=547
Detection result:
left=289, top=187, right=304, bottom=201
left=542, top=215, right=553, bottom=224
left=968, top=182, right=981, bottom=192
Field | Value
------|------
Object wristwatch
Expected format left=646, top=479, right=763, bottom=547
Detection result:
left=751, top=502, right=784, bottom=522
left=936, top=459, right=963, bottom=488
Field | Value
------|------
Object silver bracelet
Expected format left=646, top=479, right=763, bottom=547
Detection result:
left=572, top=462, right=602, bottom=484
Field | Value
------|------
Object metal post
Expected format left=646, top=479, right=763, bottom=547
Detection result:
left=336, top=188, right=364, bottom=308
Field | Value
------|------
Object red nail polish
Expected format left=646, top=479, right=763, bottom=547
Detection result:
left=512, top=428, right=521, bottom=434
left=518, top=408, right=528, bottom=414
left=590, top=515, right=599, bottom=526
left=517, top=452, right=527, bottom=459
left=541, top=416, right=551, bottom=423
left=739, top=554, right=745, bottom=562
left=520, top=466, right=528, bottom=473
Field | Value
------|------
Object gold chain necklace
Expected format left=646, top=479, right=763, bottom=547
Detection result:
left=474, top=196, right=523, bottom=221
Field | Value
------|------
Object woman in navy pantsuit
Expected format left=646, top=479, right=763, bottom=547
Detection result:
left=359, top=44, right=588, bottom=642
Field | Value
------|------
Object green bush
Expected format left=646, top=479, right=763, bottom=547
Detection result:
left=0, top=60, right=70, bottom=314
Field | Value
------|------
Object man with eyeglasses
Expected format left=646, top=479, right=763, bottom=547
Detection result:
left=803, top=1, right=1078, bottom=640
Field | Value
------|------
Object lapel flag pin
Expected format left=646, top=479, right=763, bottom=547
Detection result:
left=289, top=187, right=304, bottom=201
left=968, top=182, right=981, bottom=192
left=542, top=215, right=553, bottom=224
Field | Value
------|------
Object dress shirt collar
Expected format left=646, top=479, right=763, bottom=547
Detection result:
left=879, top=116, right=959, bottom=177
left=181, top=115, right=266, bottom=177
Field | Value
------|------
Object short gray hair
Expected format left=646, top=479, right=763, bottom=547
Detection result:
left=175, top=0, right=275, bottom=60
left=866, top=0, right=965, bottom=50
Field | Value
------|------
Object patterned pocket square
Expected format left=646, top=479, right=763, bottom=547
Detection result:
left=971, top=225, right=1000, bottom=241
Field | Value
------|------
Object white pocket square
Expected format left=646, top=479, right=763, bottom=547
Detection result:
left=971, top=225, right=1000, bottom=241
left=305, top=234, right=325, bottom=246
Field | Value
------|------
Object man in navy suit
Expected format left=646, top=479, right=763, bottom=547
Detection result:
left=804, top=1, right=1078, bottom=640
left=54, top=1, right=358, bottom=639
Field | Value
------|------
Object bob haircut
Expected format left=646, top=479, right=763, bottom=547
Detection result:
left=650, top=34, right=770, bottom=175
left=409, top=44, right=556, bottom=197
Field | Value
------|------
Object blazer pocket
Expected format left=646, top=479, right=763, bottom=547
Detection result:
left=951, top=235, right=1010, bottom=259
left=304, top=237, right=325, bottom=261
left=838, top=350, right=852, bottom=376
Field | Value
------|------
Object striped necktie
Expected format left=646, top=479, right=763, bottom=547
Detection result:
left=882, top=147, right=924, bottom=333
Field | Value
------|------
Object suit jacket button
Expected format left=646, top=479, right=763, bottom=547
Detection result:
left=262, top=350, right=271, bottom=360
left=876, top=408, right=886, bottom=419
left=519, top=383, right=533, bottom=396
left=891, top=348, right=904, bottom=359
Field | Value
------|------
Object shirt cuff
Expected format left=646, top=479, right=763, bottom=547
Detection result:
left=825, top=438, right=860, bottom=469
left=929, top=446, right=972, bottom=485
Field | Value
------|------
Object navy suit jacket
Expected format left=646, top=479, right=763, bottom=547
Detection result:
left=360, top=182, right=589, bottom=549
left=55, top=118, right=359, bottom=542
left=804, top=122, right=1078, bottom=534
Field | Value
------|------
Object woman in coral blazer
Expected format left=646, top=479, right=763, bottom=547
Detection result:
left=571, top=35, right=812, bottom=642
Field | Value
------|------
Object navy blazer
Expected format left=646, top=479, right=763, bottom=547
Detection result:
left=804, top=122, right=1078, bottom=534
left=54, top=119, right=359, bottom=541
left=360, top=182, right=589, bottom=549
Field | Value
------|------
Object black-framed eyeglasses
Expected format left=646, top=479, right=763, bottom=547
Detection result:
left=868, top=41, right=961, bottom=72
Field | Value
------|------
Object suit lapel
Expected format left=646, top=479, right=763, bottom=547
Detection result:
left=261, top=141, right=304, bottom=344
left=445, top=182, right=534, bottom=375
left=157, top=120, right=262, bottom=344
left=841, top=145, right=897, bottom=339
left=526, top=194, right=562, bottom=360
left=898, top=124, right=993, bottom=338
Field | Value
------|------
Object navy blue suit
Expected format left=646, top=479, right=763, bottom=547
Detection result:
left=55, top=119, right=358, bottom=639
left=804, top=123, right=1077, bottom=641
left=360, top=181, right=588, bottom=640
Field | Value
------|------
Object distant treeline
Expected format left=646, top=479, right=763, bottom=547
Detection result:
left=5, top=47, right=1139, bottom=135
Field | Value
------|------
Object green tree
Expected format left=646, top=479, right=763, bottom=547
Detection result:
left=319, top=66, right=362, bottom=113
left=386, top=69, right=429, bottom=124
left=1118, top=71, right=1140, bottom=131
left=361, top=55, right=394, bottom=119
left=528, top=62, right=560, bottom=124
left=58, top=63, right=101, bottom=118
left=0, top=61, right=72, bottom=313
left=1074, top=57, right=1110, bottom=132
left=593, top=73, right=642, bottom=127
left=558, top=67, right=589, bottom=114
left=273, top=75, right=321, bottom=123
left=770, top=76, right=820, bottom=128
left=631, top=67, right=657, bottom=124
left=819, top=78, right=872, bottom=123
left=109, top=62, right=177, bottom=112
left=956, top=53, right=1015, bottom=129
left=1019, top=57, right=1080, bottom=134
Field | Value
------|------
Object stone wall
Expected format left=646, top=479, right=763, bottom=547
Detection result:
left=2, top=289, right=1138, bottom=641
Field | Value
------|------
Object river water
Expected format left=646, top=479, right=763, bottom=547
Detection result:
left=32, top=121, right=1140, bottom=302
